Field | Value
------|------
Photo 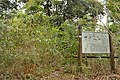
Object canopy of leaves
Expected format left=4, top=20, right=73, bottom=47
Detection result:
left=25, top=0, right=104, bottom=27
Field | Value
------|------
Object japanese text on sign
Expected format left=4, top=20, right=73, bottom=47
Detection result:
left=82, top=32, right=110, bottom=53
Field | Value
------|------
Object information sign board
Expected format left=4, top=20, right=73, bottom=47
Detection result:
left=82, top=32, right=110, bottom=53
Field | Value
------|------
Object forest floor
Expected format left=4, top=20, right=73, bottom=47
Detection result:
left=0, top=63, right=120, bottom=80
left=0, top=53, right=120, bottom=80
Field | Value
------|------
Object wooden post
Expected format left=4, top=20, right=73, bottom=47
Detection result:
left=78, top=25, right=82, bottom=72
left=109, top=34, right=115, bottom=73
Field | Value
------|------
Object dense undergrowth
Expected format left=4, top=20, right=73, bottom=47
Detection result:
left=0, top=15, right=120, bottom=79
left=0, top=0, right=120, bottom=79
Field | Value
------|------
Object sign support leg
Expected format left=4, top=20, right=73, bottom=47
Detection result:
left=109, top=34, right=115, bottom=73
left=78, top=25, right=82, bottom=73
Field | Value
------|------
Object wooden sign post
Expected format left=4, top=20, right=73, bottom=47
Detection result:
left=78, top=25, right=82, bottom=72
left=109, top=34, right=115, bottom=73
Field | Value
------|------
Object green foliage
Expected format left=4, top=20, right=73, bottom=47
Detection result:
left=107, top=0, right=120, bottom=21
left=24, top=0, right=103, bottom=27
left=107, top=0, right=120, bottom=60
left=0, top=0, right=120, bottom=79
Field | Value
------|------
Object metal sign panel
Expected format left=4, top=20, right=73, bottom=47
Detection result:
left=82, top=32, right=110, bottom=53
